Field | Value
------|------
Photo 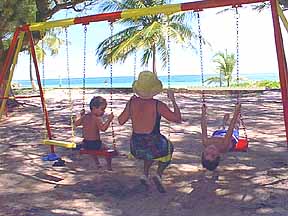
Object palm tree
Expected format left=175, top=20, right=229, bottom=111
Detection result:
left=96, top=0, right=196, bottom=73
left=28, top=31, right=64, bottom=90
left=205, top=49, right=236, bottom=87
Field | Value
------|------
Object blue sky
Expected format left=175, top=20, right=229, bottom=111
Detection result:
left=13, top=1, right=288, bottom=80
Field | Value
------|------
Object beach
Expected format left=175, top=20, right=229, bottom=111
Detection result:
left=0, top=88, right=288, bottom=216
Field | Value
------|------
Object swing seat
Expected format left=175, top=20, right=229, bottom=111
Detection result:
left=79, top=148, right=118, bottom=157
left=43, top=139, right=77, bottom=149
left=234, top=138, right=248, bottom=152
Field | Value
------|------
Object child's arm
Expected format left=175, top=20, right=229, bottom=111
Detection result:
left=74, top=109, right=85, bottom=127
left=96, top=112, right=114, bottom=132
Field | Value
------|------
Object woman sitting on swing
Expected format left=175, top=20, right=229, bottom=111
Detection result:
left=201, top=104, right=241, bottom=171
left=118, top=71, right=182, bottom=193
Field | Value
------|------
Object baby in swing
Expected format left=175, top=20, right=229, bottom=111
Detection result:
left=75, top=96, right=114, bottom=170
left=201, top=104, right=241, bottom=171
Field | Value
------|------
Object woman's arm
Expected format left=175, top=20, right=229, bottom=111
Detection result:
left=158, top=90, right=181, bottom=123
left=118, top=98, right=133, bottom=125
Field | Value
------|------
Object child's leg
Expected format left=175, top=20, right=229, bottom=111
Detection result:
left=201, top=104, right=208, bottom=144
left=222, top=113, right=230, bottom=129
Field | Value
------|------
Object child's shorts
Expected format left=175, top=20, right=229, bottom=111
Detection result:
left=82, top=140, right=102, bottom=150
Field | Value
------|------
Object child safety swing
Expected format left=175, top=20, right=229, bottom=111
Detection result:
left=197, top=7, right=248, bottom=152
left=42, top=27, right=77, bottom=149
left=79, top=22, right=118, bottom=158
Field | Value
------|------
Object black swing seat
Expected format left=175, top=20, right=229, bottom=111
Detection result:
left=79, top=148, right=118, bottom=157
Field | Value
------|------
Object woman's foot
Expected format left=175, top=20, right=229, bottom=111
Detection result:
left=140, top=175, right=149, bottom=187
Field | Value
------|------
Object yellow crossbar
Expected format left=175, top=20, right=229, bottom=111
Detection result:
left=43, top=139, right=76, bottom=148
left=121, top=4, right=181, bottom=19
left=29, top=18, right=74, bottom=31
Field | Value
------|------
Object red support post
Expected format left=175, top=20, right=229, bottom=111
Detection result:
left=26, top=28, right=55, bottom=153
left=270, top=0, right=288, bottom=146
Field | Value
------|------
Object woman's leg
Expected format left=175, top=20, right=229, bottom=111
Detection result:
left=144, top=160, right=153, bottom=177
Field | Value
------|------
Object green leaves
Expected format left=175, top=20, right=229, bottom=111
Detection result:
left=96, top=0, right=195, bottom=72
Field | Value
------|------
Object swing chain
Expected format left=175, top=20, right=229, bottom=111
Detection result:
left=235, top=7, right=248, bottom=142
left=82, top=25, right=87, bottom=110
left=109, top=21, right=116, bottom=149
left=41, top=32, right=45, bottom=89
left=164, top=14, right=172, bottom=138
left=166, top=17, right=171, bottom=90
left=235, top=7, right=240, bottom=103
left=40, top=31, right=47, bottom=140
left=197, top=12, right=205, bottom=104
left=133, top=52, right=137, bottom=81
left=65, top=27, right=75, bottom=140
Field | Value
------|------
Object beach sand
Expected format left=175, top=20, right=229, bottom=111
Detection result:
left=0, top=88, right=288, bottom=216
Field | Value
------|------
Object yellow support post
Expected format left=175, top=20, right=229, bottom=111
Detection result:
left=0, top=32, right=25, bottom=121
left=277, top=0, right=288, bottom=33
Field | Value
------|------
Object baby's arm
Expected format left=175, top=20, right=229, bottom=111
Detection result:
left=96, top=113, right=114, bottom=132
left=74, top=109, right=85, bottom=127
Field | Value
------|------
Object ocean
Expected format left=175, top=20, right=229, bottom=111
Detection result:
left=13, top=73, right=279, bottom=89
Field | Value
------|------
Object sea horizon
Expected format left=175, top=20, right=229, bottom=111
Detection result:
left=13, top=73, right=280, bottom=89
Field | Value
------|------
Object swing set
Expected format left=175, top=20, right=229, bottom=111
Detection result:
left=0, top=0, right=288, bottom=160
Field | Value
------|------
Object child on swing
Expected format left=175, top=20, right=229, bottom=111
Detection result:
left=75, top=96, right=114, bottom=170
left=118, top=71, right=182, bottom=193
left=201, top=104, right=241, bottom=171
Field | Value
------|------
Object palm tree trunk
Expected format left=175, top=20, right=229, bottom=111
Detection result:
left=152, top=44, right=156, bottom=74
left=29, top=53, right=37, bottom=90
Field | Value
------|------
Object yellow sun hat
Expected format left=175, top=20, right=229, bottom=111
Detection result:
left=132, top=71, right=163, bottom=99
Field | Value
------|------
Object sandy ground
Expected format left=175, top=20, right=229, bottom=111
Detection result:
left=0, top=88, right=288, bottom=216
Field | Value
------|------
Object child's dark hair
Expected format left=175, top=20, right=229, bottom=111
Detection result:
left=89, top=96, right=107, bottom=110
left=201, top=153, right=220, bottom=171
